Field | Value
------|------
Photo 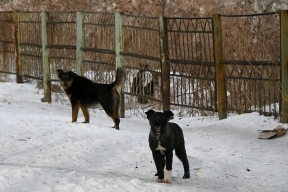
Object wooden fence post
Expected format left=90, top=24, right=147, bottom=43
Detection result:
left=115, top=12, right=125, bottom=118
left=13, top=11, right=23, bottom=83
left=76, top=11, right=84, bottom=76
left=41, top=11, right=51, bottom=103
left=213, top=14, right=227, bottom=120
left=280, top=10, right=288, bottom=123
left=159, top=16, right=170, bottom=111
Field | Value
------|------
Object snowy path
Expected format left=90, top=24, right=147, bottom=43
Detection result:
left=0, top=82, right=287, bottom=192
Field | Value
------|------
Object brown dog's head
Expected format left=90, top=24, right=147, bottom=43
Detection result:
left=56, top=69, right=76, bottom=90
left=145, top=110, right=174, bottom=134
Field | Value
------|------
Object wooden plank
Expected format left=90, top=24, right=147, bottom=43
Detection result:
left=115, top=12, right=125, bottom=118
left=76, top=11, right=84, bottom=76
left=280, top=10, right=288, bottom=123
left=41, top=11, right=51, bottom=103
left=160, top=16, right=170, bottom=111
left=213, top=14, right=227, bottom=120
left=14, top=11, right=23, bottom=83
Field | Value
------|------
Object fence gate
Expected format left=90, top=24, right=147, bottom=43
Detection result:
left=165, top=17, right=216, bottom=116
left=221, top=13, right=281, bottom=117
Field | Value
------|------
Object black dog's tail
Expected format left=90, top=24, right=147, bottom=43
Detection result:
left=112, top=67, right=125, bottom=90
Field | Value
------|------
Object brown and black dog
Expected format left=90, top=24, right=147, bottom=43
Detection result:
left=57, top=68, right=124, bottom=130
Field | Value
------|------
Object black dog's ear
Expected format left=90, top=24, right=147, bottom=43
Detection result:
left=164, top=110, right=174, bottom=120
left=68, top=71, right=77, bottom=77
left=145, top=109, right=155, bottom=120
left=56, top=69, right=64, bottom=77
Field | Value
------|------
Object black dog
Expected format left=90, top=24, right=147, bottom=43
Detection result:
left=145, top=110, right=190, bottom=183
left=57, top=68, right=124, bottom=130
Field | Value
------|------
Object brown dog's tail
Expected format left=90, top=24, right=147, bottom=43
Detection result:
left=112, top=67, right=125, bottom=89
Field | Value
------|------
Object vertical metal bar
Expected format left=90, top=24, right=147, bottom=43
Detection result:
left=191, top=31, right=195, bottom=62
left=268, top=80, right=271, bottom=112
left=169, top=21, right=176, bottom=61
left=159, top=16, right=170, bottom=111
left=41, top=11, right=51, bottom=103
left=115, top=12, right=124, bottom=118
left=254, top=80, right=257, bottom=111
left=201, top=21, right=207, bottom=61
left=76, top=11, right=84, bottom=76
left=243, top=80, right=246, bottom=112
left=213, top=14, right=227, bottom=119
left=208, top=20, right=212, bottom=63
left=280, top=10, right=288, bottom=123
left=14, top=11, right=22, bottom=83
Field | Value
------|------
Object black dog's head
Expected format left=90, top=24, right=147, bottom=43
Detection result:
left=145, top=110, right=174, bottom=133
left=56, top=69, right=76, bottom=90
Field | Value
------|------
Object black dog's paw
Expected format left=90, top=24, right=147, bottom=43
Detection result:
left=156, top=179, right=171, bottom=184
left=156, top=179, right=164, bottom=183
left=183, top=171, right=190, bottom=179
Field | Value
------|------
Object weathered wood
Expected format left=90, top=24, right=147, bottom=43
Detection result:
left=76, top=11, right=84, bottom=76
left=213, top=14, right=227, bottom=120
left=115, top=12, right=125, bottom=118
left=159, top=16, right=170, bottom=111
left=280, top=10, right=288, bottom=123
left=41, top=12, right=51, bottom=103
left=14, top=11, right=23, bottom=83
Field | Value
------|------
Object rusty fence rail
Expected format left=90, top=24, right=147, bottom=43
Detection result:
left=0, top=11, right=287, bottom=122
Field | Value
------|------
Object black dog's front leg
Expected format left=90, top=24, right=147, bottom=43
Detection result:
left=152, top=151, right=164, bottom=181
left=163, top=150, right=173, bottom=183
left=154, top=157, right=165, bottom=176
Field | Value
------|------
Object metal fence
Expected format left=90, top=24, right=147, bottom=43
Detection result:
left=82, top=12, right=116, bottom=84
left=48, top=12, right=77, bottom=80
left=221, top=12, right=281, bottom=117
left=0, top=12, right=15, bottom=79
left=0, top=11, right=287, bottom=121
left=18, top=12, right=42, bottom=80
left=166, top=17, right=215, bottom=116
left=122, top=15, right=162, bottom=114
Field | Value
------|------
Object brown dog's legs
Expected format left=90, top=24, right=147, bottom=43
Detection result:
left=112, top=117, right=120, bottom=130
left=80, top=105, right=90, bottom=123
left=72, top=101, right=81, bottom=122
left=101, top=90, right=120, bottom=129
left=105, top=112, right=120, bottom=130
left=112, top=102, right=120, bottom=130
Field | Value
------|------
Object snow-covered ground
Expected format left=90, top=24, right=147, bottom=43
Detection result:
left=0, top=82, right=287, bottom=192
